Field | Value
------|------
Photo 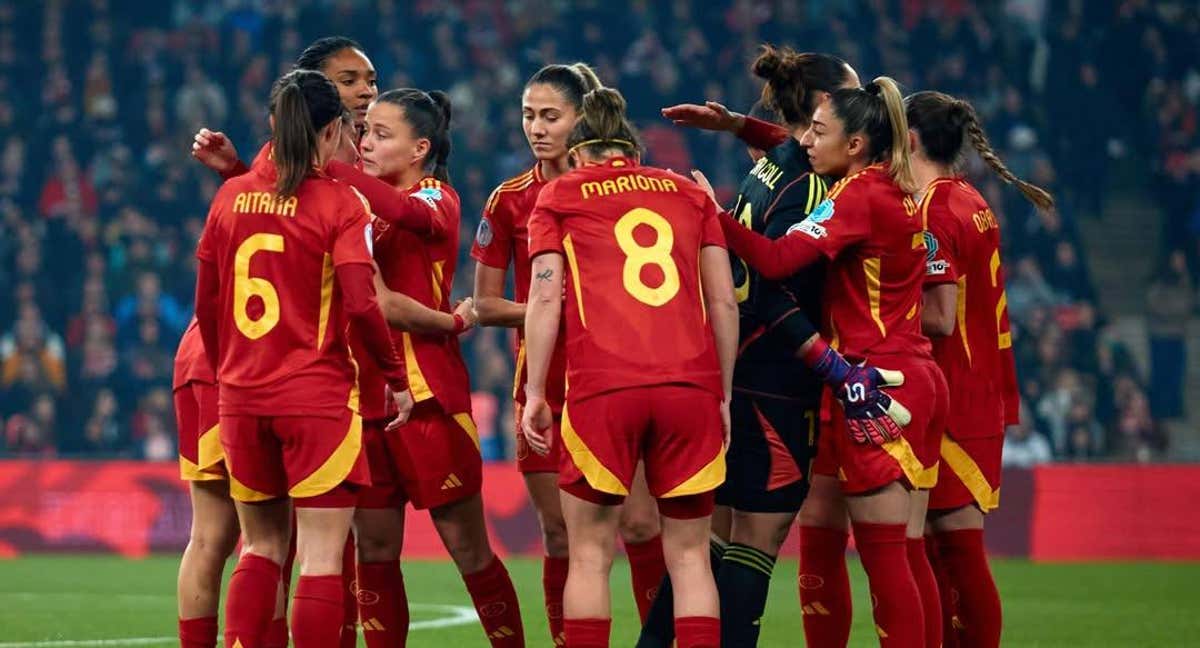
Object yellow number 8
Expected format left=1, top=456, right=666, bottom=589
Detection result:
left=233, top=233, right=284, bottom=339
left=614, top=207, right=680, bottom=307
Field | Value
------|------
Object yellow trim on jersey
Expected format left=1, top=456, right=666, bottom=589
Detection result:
left=228, top=471, right=276, bottom=503
left=431, top=260, right=446, bottom=306
left=661, top=448, right=726, bottom=498
left=512, top=340, right=526, bottom=401
left=401, top=332, right=434, bottom=402
left=347, top=343, right=361, bottom=413
left=561, top=234, right=587, bottom=328
left=881, top=435, right=939, bottom=489
left=317, top=253, right=334, bottom=351
left=805, top=173, right=817, bottom=212
left=452, top=412, right=480, bottom=450
left=940, top=436, right=1001, bottom=512
left=697, top=248, right=707, bottom=323
left=290, top=410, right=363, bottom=498
left=485, top=170, right=536, bottom=213
left=560, top=403, right=628, bottom=495
left=990, top=251, right=1012, bottom=350
left=863, top=257, right=886, bottom=337
left=956, top=275, right=972, bottom=365
left=826, top=165, right=876, bottom=201
left=197, top=423, right=224, bottom=471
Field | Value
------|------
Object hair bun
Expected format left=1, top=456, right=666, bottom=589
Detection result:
left=752, top=45, right=785, bottom=82
left=864, top=81, right=882, bottom=96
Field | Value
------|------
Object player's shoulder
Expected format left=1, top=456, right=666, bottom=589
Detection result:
left=485, top=167, right=539, bottom=214
left=826, top=164, right=881, bottom=202
left=412, top=177, right=460, bottom=210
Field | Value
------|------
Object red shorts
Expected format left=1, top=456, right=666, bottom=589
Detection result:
left=219, top=407, right=368, bottom=507
left=558, top=384, right=725, bottom=500
left=388, top=400, right=482, bottom=510
left=357, top=418, right=405, bottom=510
left=515, top=402, right=562, bottom=474
left=929, top=393, right=1004, bottom=512
left=813, top=357, right=948, bottom=495
left=174, top=381, right=225, bottom=481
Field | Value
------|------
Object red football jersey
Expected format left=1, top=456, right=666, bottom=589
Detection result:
left=527, top=157, right=725, bottom=402
left=922, top=178, right=1021, bottom=424
left=471, top=165, right=568, bottom=411
left=195, top=153, right=374, bottom=416
left=364, top=177, right=472, bottom=415
left=797, top=164, right=930, bottom=360
left=172, top=318, right=214, bottom=389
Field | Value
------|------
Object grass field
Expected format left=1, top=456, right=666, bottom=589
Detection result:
left=0, top=556, right=1197, bottom=647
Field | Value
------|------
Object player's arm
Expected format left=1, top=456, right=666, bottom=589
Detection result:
left=522, top=251, right=563, bottom=454
left=661, top=101, right=789, bottom=151
left=373, top=263, right=474, bottom=335
left=473, top=263, right=526, bottom=327
left=191, top=128, right=248, bottom=179
left=326, top=160, right=450, bottom=240
left=700, top=244, right=738, bottom=443
left=922, top=284, right=957, bottom=337
left=752, top=174, right=827, bottom=347
left=193, top=258, right=221, bottom=373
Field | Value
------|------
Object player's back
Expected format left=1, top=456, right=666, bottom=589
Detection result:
left=528, top=157, right=724, bottom=402
left=820, top=164, right=929, bottom=360
left=197, top=165, right=366, bottom=415
left=924, top=178, right=1019, bottom=417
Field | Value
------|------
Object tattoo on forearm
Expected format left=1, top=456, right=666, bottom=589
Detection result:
left=536, top=268, right=554, bottom=282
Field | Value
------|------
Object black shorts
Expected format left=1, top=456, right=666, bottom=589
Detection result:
left=715, top=391, right=819, bottom=513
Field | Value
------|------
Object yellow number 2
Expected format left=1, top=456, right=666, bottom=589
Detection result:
left=233, top=233, right=284, bottom=339
left=614, top=208, right=680, bottom=307
left=989, top=248, right=1011, bottom=350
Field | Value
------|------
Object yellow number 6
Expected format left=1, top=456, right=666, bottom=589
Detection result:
left=233, top=233, right=284, bottom=339
left=614, top=208, right=680, bottom=307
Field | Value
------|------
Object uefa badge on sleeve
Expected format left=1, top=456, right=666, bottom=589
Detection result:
left=476, top=216, right=494, bottom=248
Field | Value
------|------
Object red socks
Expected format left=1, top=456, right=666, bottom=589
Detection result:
left=224, top=554, right=282, bottom=648
left=543, top=555, right=569, bottom=646
left=564, top=618, right=610, bottom=647
left=675, top=616, right=720, bottom=648
left=358, top=560, right=410, bottom=647
left=264, top=529, right=298, bottom=648
left=907, top=537, right=942, bottom=648
left=927, top=535, right=959, bottom=648
left=291, top=575, right=344, bottom=648
left=462, top=556, right=525, bottom=646
left=853, top=522, right=923, bottom=648
left=179, top=616, right=217, bottom=648
left=341, top=534, right=358, bottom=648
left=798, top=525, right=853, bottom=648
left=936, top=529, right=1001, bottom=648
left=624, top=535, right=667, bottom=623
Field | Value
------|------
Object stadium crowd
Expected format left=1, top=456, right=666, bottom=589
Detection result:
left=0, top=0, right=1196, bottom=463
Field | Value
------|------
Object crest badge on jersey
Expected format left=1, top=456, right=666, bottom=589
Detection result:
left=476, top=217, right=494, bottom=247
left=923, top=231, right=939, bottom=261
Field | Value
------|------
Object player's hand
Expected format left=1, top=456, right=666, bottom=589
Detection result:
left=191, top=128, right=241, bottom=175
left=521, top=395, right=554, bottom=456
left=385, top=385, right=415, bottom=431
left=720, top=397, right=732, bottom=450
left=836, top=366, right=911, bottom=446
left=662, top=101, right=745, bottom=133
left=453, top=297, right=478, bottom=333
left=690, top=169, right=718, bottom=207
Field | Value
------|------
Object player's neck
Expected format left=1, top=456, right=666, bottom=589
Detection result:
left=540, top=157, right=570, bottom=181
left=911, top=156, right=954, bottom=199
left=392, top=166, right=427, bottom=191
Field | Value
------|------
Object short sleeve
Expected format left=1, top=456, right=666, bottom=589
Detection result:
left=527, top=185, right=564, bottom=257
left=332, top=191, right=375, bottom=267
left=794, top=181, right=871, bottom=259
left=922, top=188, right=961, bottom=286
left=471, top=189, right=516, bottom=268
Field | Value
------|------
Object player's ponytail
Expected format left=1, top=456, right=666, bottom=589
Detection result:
left=752, top=45, right=853, bottom=127
left=830, top=76, right=917, bottom=193
left=567, top=87, right=642, bottom=160
left=526, top=62, right=604, bottom=112
left=905, top=90, right=1054, bottom=211
left=377, top=88, right=453, bottom=183
left=269, top=69, right=343, bottom=199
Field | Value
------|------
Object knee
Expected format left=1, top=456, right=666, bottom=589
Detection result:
left=442, top=534, right=494, bottom=575
left=356, top=531, right=401, bottom=564
left=570, top=540, right=615, bottom=575
left=798, top=497, right=848, bottom=532
left=618, top=512, right=661, bottom=545
left=540, top=516, right=569, bottom=557
left=241, top=535, right=289, bottom=566
left=189, top=523, right=240, bottom=562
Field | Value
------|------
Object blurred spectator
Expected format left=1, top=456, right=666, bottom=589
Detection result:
left=1, top=304, right=66, bottom=396
left=1145, top=249, right=1193, bottom=420
left=79, top=387, right=122, bottom=454
left=1002, top=406, right=1053, bottom=468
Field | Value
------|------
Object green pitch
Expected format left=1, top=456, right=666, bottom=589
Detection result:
left=0, top=556, right=1196, bottom=646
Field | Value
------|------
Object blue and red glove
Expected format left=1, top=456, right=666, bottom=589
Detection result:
left=803, top=337, right=912, bottom=445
